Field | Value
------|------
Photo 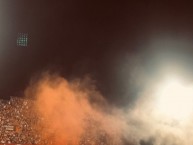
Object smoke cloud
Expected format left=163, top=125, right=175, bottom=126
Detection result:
left=25, top=73, right=128, bottom=145
left=24, top=72, right=193, bottom=145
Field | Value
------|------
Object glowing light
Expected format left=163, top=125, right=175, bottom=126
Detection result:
left=17, top=33, right=28, bottom=47
left=155, top=77, right=193, bottom=122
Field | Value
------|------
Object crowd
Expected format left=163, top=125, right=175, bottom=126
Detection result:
left=0, top=97, right=116, bottom=145
left=0, top=97, right=43, bottom=144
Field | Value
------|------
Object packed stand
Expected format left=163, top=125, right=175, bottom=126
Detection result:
left=0, top=97, right=117, bottom=145
left=0, top=97, right=43, bottom=144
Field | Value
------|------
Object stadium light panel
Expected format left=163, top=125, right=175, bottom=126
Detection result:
left=17, top=33, right=28, bottom=47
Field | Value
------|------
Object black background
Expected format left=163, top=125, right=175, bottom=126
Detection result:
left=1, top=1, right=193, bottom=105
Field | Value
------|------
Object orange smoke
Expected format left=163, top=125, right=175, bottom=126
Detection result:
left=24, top=73, right=193, bottom=145
left=25, top=73, right=125, bottom=145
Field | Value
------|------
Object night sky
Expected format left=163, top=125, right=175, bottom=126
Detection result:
left=1, top=1, right=193, bottom=104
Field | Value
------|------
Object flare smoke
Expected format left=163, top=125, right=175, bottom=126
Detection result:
left=24, top=72, right=193, bottom=145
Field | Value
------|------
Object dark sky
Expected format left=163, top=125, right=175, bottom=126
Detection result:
left=1, top=1, right=193, bottom=104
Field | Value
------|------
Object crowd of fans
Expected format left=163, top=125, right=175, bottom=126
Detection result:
left=0, top=97, right=44, bottom=144
left=0, top=97, right=116, bottom=145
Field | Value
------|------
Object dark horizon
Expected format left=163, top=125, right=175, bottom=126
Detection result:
left=1, top=1, right=193, bottom=105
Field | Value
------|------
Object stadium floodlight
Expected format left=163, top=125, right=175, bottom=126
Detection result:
left=155, top=76, right=193, bottom=122
left=17, top=33, right=28, bottom=47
